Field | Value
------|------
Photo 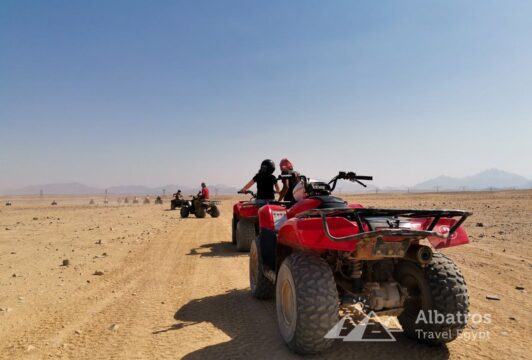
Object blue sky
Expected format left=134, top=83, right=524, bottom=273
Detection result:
left=1, top=0, right=531, bottom=189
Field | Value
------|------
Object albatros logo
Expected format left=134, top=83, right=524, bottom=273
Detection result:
left=325, top=310, right=491, bottom=342
left=324, top=312, right=401, bottom=342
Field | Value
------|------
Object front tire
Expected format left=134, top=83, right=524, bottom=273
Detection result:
left=180, top=206, right=190, bottom=218
left=394, top=252, right=469, bottom=345
left=236, top=219, right=255, bottom=252
left=249, top=238, right=274, bottom=299
left=276, top=252, right=339, bottom=354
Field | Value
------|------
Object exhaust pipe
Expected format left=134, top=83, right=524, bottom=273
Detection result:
left=405, top=244, right=433, bottom=264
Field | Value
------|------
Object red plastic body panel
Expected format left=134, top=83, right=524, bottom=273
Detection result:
left=348, top=203, right=364, bottom=209
left=278, top=217, right=361, bottom=251
left=258, top=205, right=288, bottom=231
left=276, top=214, right=469, bottom=252
left=286, top=199, right=322, bottom=219
left=233, top=202, right=260, bottom=220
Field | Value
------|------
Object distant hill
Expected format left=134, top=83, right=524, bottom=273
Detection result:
left=413, top=169, right=530, bottom=190
left=2, top=169, right=529, bottom=195
left=2, top=183, right=239, bottom=196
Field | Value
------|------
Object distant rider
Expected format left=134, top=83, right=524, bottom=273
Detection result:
left=171, top=190, right=184, bottom=209
left=193, top=183, right=210, bottom=211
left=200, top=182, right=209, bottom=200
left=173, top=190, right=183, bottom=200
left=239, top=159, right=280, bottom=201
left=278, top=158, right=300, bottom=204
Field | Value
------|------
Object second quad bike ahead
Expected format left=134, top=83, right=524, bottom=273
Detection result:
left=180, top=193, right=221, bottom=218
left=250, top=171, right=472, bottom=354
left=232, top=190, right=289, bottom=252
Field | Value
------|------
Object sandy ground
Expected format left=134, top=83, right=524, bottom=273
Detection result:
left=0, top=191, right=530, bottom=359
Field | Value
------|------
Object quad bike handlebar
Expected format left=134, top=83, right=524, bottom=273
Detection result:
left=238, top=190, right=256, bottom=198
left=292, top=171, right=373, bottom=194
left=330, top=171, right=373, bottom=190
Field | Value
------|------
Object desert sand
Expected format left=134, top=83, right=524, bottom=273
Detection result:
left=0, top=191, right=530, bottom=359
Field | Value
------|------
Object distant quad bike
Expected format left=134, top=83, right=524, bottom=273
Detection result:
left=232, top=190, right=289, bottom=252
left=170, top=198, right=186, bottom=210
left=249, top=171, right=472, bottom=354
left=155, top=196, right=163, bottom=205
left=180, top=193, right=220, bottom=218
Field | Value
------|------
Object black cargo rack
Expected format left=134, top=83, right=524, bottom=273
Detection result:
left=296, top=208, right=472, bottom=243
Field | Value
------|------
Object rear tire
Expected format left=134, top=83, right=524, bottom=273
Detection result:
left=249, top=238, right=274, bottom=299
left=195, top=207, right=206, bottom=218
left=209, top=205, right=220, bottom=218
left=394, top=252, right=469, bottom=345
left=180, top=206, right=189, bottom=218
left=236, top=219, right=255, bottom=252
left=276, top=252, right=338, bottom=354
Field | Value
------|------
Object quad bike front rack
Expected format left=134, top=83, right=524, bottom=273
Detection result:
left=296, top=208, right=472, bottom=243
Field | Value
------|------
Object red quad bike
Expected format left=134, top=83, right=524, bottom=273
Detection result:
left=232, top=190, right=289, bottom=252
left=250, top=171, right=472, bottom=354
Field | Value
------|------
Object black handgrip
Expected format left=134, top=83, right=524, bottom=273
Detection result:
left=356, top=175, right=373, bottom=181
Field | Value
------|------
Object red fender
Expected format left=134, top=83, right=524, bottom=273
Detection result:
left=408, top=218, right=470, bottom=249
left=233, top=202, right=260, bottom=219
left=277, top=217, right=361, bottom=252
left=258, top=205, right=288, bottom=231
left=286, top=199, right=322, bottom=219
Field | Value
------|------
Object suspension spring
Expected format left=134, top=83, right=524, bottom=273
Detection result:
left=346, top=255, right=363, bottom=293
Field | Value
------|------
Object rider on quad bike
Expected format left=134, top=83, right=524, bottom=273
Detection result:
left=194, top=183, right=209, bottom=210
left=170, top=190, right=184, bottom=210
left=239, top=159, right=280, bottom=202
left=278, top=158, right=300, bottom=204
left=180, top=183, right=220, bottom=218
left=249, top=171, right=472, bottom=354
left=232, top=159, right=282, bottom=252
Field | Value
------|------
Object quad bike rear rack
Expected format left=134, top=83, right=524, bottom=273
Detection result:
left=296, top=208, right=472, bottom=243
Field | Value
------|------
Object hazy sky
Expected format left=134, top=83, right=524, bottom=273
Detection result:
left=1, top=0, right=531, bottom=190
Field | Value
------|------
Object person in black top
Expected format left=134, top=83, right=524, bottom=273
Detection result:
left=278, top=158, right=300, bottom=204
left=239, top=159, right=280, bottom=200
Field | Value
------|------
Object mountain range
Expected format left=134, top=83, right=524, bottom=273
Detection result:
left=1, top=169, right=530, bottom=195
left=1, top=183, right=239, bottom=196
left=412, top=169, right=530, bottom=191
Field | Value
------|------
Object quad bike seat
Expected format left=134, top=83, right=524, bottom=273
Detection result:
left=309, top=195, right=348, bottom=209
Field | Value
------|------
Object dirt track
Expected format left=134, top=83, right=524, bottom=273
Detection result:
left=0, top=192, right=530, bottom=359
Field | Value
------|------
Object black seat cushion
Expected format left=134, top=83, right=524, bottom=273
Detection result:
left=309, top=195, right=348, bottom=209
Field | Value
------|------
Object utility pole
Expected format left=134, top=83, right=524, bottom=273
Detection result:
left=39, top=189, right=43, bottom=198
left=163, top=189, right=166, bottom=198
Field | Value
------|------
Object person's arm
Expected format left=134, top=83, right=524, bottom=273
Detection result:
left=240, top=179, right=255, bottom=193
left=274, top=182, right=281, bottom=199
left=279, top=179, right=288, bottom=200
